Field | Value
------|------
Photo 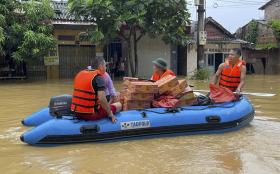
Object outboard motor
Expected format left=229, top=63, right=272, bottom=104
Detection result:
left=49, top=94, right=73, bottom=117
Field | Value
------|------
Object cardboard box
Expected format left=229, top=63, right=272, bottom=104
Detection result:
left=168, top=79, right=187, bottom=97
left=119, top=89, right=126, bottom=104
left=122, top=77, right=141, bottom=89
left=178, top=79, right=188, bottom=88
left=122, top=80, right=130, bottom=89
left=176, top=91, right=196, bottom=107
left=154, top=75, right=179, bottom=94
left=176, top=86, right=193, bottom=98
left=124, top=92, right=154, bottom=101
left=128, top=81, right=158, bottom=94
left=123, top=99, right=151, bottom=111
left=123, top=77, right=139, bottom=81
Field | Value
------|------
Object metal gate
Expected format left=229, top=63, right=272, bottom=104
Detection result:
left=58, top=45, right=96, bottom=79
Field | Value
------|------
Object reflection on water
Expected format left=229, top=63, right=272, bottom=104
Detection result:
left=0, top=75, right=279, bottom=174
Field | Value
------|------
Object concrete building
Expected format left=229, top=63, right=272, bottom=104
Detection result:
left=259, top=0, right=280, bottom=20
left=236, top=20, right=279, bottom=74
left=235, top=0, right=280, bottom=74
left=42, top=1, right=178, bottom=79
left=129, top=35, right=172, bottom=78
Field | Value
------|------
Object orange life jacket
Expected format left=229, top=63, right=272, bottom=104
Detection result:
left=71, top=69, right=101, bottom=113
left=219, top=59, right=245, bottom=91
left=151, top=69, right=175, bottom=81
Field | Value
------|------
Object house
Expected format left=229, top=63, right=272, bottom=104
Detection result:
left=235, top=0, right=280, bottom=74
left=189, top=17, right=247, bottom=75
left=21, top=1, right=96, bottom=80
left=259, top=0, right=280, bottom=20
left=235, top=20, right=279, bottom=74
left=1, top=1, right=195, bottom=80
left=31, top=1, right=182, bottom=80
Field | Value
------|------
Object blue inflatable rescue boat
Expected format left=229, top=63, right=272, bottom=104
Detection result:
left=20, top=94, right=254, bottom=145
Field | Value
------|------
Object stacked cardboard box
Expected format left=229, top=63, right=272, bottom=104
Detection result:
left=154, top=75, right=179, bottom=94
left=168, top=79, right=187, bottom=97
left=128, top=81, right=158, bottom=93
left=121, top=80, right=158, bottom=110
left=120, top=76, right=195, bottom=109
left=124, top=92, right=154, bottom=101
left=123, top=100, right=152, bottom=111
left=176, top=86, right=196, bottom=107
left=123, top=77, right=139, bottom=81
left=122, top=77, right=139, bottom=89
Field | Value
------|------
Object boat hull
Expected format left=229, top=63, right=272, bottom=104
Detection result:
left=20, top=96, right=254, bottom=145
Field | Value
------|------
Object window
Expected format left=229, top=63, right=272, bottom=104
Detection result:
left=208, top=54, right=214, bottom=66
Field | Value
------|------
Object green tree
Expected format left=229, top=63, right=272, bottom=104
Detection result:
left=269, top=19, right=280, bottom=42
left=245, top=20, right=257, bottom=44
left=0, top=0, right=56, bottom=65
left=68, top=0, right=190, bottom=76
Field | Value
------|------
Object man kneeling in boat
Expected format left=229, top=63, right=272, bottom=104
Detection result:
left=151, top=58, right=176, bottom=81
left=71, top=57, right=122, bottom=123
left=211, top=48, right=246, bottom=94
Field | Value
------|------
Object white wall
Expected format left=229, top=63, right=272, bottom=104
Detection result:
left=186, top=45, right=197, bottom=76
left=134, top=35, right=171, bottom=78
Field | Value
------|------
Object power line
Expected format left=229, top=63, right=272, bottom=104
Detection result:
left=210, top=0, right=269, bottom=9
left=216, top=0, right=267, bottom=4
left=215, top=0, right=268, bottom=5
left=187, top=0, right=269, bottom=8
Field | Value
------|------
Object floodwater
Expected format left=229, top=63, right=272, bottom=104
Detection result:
left=0, top=75, right=279, bottom=174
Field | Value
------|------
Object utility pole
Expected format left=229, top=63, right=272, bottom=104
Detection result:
left=196, top=0, right=206, bottom=69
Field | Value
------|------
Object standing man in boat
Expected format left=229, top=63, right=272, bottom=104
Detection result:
left=151, top=58, right=176, bottom=81
left=211, top=48, right=246, bottom=94
left=71, top=57, right=122, bottom=123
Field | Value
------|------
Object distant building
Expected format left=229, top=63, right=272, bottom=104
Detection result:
left=259, top=0, right=280, bottom=20
left=235, top=0, right=280, bottom=75
left=190, top=17, right=246, bottom=75
left=27, top=1, right=96, bottom=79
left=40, top=1, right=178, bottom=79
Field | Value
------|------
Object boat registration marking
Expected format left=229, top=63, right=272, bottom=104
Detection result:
left=120, top=120, right=151, bottom=130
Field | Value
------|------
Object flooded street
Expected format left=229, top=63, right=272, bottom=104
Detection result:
left=0, top=75, right=279, bottom=174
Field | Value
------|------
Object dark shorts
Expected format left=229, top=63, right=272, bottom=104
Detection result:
left=76, top=105, right=117, bottom=121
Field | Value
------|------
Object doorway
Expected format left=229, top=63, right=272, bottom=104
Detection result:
left=177, top=46, right=187, bottom=76
left=261, top=57, right=266, bottom=74
left=105, top=41, right=123, bottom=78
left=214, top=53, right=223, bottom=72
left=59, top=45, right=96, bottom=79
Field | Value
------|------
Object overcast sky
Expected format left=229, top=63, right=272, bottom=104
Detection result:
left=187, top=0, right=268, bottom=33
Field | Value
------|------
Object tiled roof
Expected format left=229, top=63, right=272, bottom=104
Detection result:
left=206, top=17, right=234, bottom=39
left=191, top=17, right=235, bottom=39
left=259, top=0, right=277, bottom=10
left=52, top=1, right=75, bottom=21
left=51, top=1, right=94, bottom=25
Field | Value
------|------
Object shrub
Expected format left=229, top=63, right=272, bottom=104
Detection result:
left=191, top=68, right=210, bottom=80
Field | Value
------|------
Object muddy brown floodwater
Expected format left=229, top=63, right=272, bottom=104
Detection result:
left=0, top=75, right=279, bottom=174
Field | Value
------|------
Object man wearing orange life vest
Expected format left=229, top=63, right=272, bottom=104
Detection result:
left=151, top=58, right=176, bottom=81
left=211, top=48, right=246, bottom=94
left=71, top=57, right=122, bottom=123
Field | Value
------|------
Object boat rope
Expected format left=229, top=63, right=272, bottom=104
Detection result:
left=140, top=101, right=237, bottom=115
